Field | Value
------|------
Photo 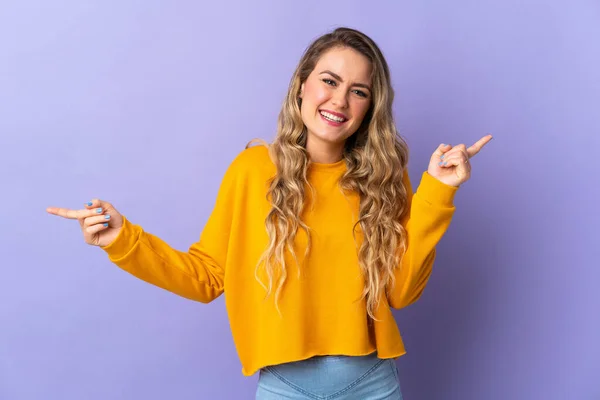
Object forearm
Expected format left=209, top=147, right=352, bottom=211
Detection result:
left=101, top=216, right=224, bottom=303
left=388, top=171, right=457, bottom=308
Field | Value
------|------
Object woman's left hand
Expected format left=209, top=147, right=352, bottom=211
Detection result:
left=427, top=134, right=493, bottom=187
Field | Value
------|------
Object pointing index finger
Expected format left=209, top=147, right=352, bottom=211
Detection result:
left=467, top=134, right=493, bottom=158
left=46, top=207, right=99, bottom=220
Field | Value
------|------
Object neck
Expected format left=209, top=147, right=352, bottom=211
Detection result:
left=306, top=135, right=344, bottom=164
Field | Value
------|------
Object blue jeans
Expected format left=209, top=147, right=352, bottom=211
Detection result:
left=255, top=352, right=403, bottom=399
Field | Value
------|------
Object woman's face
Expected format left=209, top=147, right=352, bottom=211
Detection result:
left=299, top=47, right=373, bottom=162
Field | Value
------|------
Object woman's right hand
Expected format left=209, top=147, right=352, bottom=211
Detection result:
left=46, top=199, right=124, bottom=247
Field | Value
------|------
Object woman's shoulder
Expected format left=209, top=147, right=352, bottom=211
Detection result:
left=226, top=142, right=275, bottom=178
left=235, top=142, right=272, bottom=164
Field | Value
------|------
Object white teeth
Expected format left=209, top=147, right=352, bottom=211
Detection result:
left=320, top=111, right=345, bottom=122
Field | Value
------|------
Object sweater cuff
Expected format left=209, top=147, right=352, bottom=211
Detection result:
left=415, top=171, right=458, bottom=207
left=100, top=216, right=140, bottom=260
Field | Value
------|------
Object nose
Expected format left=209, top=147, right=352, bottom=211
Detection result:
left=331, top=90, right=349, bottom=109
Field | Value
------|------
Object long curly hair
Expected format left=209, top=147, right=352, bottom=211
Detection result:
left=250, top=27, right=410, bottom=320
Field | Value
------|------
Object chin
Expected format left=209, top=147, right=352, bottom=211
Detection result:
left=310, top=130, right=350, bottom=145
left=309, top=121, right=355, bottom=144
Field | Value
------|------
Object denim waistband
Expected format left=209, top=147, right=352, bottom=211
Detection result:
left=256, top=353, right=402, bottom=399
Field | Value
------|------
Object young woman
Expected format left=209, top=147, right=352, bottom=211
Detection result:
left=47, top=27, right=491, bottom=399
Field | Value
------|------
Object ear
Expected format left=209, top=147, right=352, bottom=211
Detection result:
left=299, top=82, right=305, bottom=98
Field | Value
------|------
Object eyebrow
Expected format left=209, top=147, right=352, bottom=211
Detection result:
left=319, top=70, right=372, bottom=91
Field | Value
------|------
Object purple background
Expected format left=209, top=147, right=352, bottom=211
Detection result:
left=2, top=1, right=598, bottom=399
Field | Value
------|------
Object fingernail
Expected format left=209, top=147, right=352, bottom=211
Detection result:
left=96, top=208, right=102, bottom=213
left=438, top=161, right=443, bottom=166
left=440, top=154, right=445, bottom=159
left=103, top=223, right=109, bottom=227
left=86, top=202, right=92, bottom=206
left=104, top=214, right=111, bottom=220
left=443, top=161, right=448, bottom=166
left=441, top=143, right=445, bottom=147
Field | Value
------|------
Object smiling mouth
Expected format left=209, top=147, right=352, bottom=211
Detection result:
left=319, top=110, right=347, bottom=123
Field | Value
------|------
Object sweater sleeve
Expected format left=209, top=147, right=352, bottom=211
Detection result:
left=99, top=158, right=240, bottom=303
left=387, top=169, right=458, bottom=309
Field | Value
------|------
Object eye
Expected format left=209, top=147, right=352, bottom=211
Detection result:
left=352, top=89, right=368, bottom=98
left=322, top=78, right=336, bottom=86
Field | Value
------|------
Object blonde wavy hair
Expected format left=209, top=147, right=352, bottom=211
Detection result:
left=250, top=27, right=410, bottom=320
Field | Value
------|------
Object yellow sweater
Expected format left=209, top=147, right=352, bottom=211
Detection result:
left=101, top=145, right=457, bottom=376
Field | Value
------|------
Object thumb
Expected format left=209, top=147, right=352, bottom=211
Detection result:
left=430, top=143, right=452, bottom=166
left=84, top=198, right=112, bottom=210
left=432, top=143, right=452, bottom=159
